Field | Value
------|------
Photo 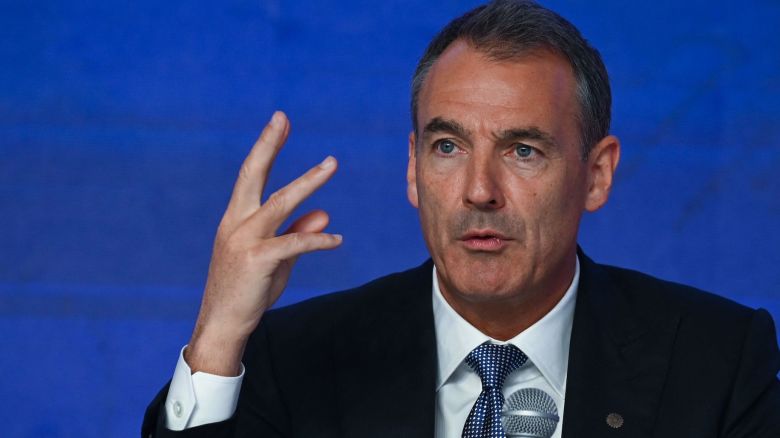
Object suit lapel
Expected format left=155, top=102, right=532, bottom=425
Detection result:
left=334, top=260, right=437, bottom=438
left=562, top=253, right=680, bottom=438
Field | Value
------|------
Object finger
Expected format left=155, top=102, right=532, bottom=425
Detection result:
left=248, top=156, right=337, bottom=236
left=228, top=111, right=290, bottom=218
left=282, top=210, right=330, bottom=235
left=263, top=232, right=342, bottom=261
left=273, top=211, right=330, bottom=271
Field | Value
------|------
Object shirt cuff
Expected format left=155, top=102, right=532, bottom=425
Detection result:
left=164, top=345, right=245, bottom=430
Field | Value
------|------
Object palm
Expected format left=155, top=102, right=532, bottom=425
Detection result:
left=187, top=111, right=341, bottom=375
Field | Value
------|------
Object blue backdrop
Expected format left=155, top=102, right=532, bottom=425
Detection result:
left=1, top=0, right=779, bottom=436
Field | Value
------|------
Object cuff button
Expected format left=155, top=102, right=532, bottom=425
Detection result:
left=173, top=401, right=183, bottom=418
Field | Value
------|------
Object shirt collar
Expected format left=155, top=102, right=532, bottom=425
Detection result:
left=432, top=256, right=579, bottom=397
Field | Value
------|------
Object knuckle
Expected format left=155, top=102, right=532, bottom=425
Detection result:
left=213, top=228, right=231, bottom=248
left=215, top=222, right=227, bottom=238
left=216, top=215, right=233, bottom=235
left=265, top=191, right=286, bottom=212
left=286, top=233, right=305, bottom=250
left=293, top=233, right=307, bottom=246
left=222, top=228, right=253, bottom=252
left=245, top=244, right=264, bottom=262
left=247, top=242, right=277, bottom=265
left=238, top=162, right=254, bottom=181
left=213, top=233, right=228, bottom=251
left=295, top=233, right=319, bottom=251
left=218, top=234, right=239, bottom=254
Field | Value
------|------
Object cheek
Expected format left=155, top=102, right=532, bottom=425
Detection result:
left=532, top=174, right=586, bottom=239
left=509, top=177, right=580, bottom=238
left=417, top=182, right=444, bottom=229
left=416, top=172, right=460, bottom=243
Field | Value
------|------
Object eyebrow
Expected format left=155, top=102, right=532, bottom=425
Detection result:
left=496, top=127, right=560, bottom=149
left=421, top=116, right=560, bottom=149
left=421, top=117, right=472, bottom=139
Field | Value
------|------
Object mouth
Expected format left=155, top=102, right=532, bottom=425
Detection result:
left=459, top=229, right=512, bottom=252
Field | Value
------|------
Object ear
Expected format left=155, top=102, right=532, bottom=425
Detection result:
left=584, top=134, right=620, bottom=212
left=407, top=131, right=419, bottom=208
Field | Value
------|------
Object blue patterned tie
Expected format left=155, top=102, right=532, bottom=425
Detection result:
left=462, top=342, right=528, bottom=438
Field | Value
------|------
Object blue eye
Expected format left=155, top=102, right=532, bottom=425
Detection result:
left=437, top=140, right=457, bottom=154
left=515, top=144, right=534, bottom=158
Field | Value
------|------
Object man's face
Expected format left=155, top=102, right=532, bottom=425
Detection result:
left=408, top=40, right=614, bottom=306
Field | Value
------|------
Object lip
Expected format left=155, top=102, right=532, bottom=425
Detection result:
left=459, top=229, right=512, bottom=251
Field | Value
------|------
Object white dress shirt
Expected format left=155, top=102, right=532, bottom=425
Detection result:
left=164, top=257, right=579, bottom=434
left=432, top=259, right=578, bottom=438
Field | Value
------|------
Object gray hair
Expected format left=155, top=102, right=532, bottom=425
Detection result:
left=410, top=0, right=611, bottom=159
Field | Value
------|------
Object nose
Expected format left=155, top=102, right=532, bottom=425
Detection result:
left=463, top=153, right=505, bottom=210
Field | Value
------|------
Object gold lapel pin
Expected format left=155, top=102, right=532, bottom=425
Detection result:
left=606, top=412, right=624, bottom=429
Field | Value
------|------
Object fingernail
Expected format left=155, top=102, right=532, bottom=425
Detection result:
left=319, top=156, right=336, bottom=169
left=270, top=111, right=283, bottom=127
left=333, top=234, right=343, bottom=241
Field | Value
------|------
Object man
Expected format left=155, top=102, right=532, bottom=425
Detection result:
left=143, top=1, right=780, bottom=437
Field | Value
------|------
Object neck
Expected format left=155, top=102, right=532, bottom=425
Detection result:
left=438, top=254, right=576, bottom=341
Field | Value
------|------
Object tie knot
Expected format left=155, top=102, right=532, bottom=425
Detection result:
left=465, top=343, right=528, bottom=389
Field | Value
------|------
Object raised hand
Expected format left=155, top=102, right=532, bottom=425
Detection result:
left=185, top=111, right=342, bottom=376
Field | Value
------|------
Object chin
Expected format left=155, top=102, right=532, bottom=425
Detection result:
left=442, top=255, right=525, bottom=301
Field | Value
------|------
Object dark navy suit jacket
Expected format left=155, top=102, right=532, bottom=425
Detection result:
left=143, top=252, right=780, bottom=437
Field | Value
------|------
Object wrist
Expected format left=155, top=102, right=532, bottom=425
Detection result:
left=185, top=326, right=248, bottom=376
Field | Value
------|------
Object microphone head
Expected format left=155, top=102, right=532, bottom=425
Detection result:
left=501, top=388, right=560, bottom=438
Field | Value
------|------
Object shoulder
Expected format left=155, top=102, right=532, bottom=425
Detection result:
left=578, top=258, right=780, bottom=432
left=260, top=259, right=434, bottom=338
left=590, top=260, right=772, bottom=344
left=241, top=259, right=435, bottom=393
left=599, top=262, right=754, bottom=316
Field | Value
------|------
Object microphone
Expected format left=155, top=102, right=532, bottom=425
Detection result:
left=501, top=388, right=560, bottom=438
